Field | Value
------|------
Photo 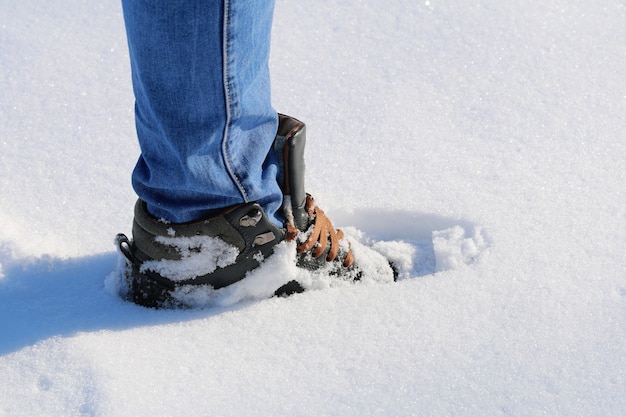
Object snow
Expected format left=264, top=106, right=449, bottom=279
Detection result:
left=139, top=234, right=240, bottom=282
left=1, top=0, right=625, bottom=415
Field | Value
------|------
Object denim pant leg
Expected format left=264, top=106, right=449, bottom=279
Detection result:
left=121, top=0, right=282, bottom=225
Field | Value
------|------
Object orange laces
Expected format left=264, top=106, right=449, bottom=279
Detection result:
left=286, top=195, right=354, bottom=267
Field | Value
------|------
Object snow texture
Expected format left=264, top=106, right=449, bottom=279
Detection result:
left=139, top=235, right=239, bottom=282
left=1, top=0, right=625, bottom=416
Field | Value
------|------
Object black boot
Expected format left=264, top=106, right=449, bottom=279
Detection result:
left=116, top=114, right=385, bottom=307
left=116, top=200, right=284, bottom=308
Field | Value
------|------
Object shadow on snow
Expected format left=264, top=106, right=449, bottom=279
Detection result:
left=0, top=209, right=480, bottom=356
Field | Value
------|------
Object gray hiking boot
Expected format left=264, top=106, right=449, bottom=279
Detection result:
left=116, top=114, right=368, bottom=308
left=116, top=200, right=284, bottom=307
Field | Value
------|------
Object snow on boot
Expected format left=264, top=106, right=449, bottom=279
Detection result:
left=116, top=200, right=284, bottom=308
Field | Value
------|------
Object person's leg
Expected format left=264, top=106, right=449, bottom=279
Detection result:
left=121, top=0, right=281, bottom=224
left=116, top=0, right=393, bottom=308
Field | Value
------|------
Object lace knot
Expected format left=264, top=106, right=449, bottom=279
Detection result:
left=290, top=195, right=354, bottom=267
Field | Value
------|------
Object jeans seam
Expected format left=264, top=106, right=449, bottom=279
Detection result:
left=221, top=0, right=249, bottom=203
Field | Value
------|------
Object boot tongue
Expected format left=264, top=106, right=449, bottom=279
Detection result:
left=275, top=114, right=309, bottom=231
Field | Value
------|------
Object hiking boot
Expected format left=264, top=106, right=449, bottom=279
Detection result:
left=115, top=200, right=284, bottom=307
left=116, top=114, right=386, bottom=307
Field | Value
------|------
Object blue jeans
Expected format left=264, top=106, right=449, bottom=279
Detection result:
left=121, top=0, right=282, bottom=225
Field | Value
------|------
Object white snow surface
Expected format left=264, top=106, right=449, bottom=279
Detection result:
left=1, top=0, right=625, bottom=415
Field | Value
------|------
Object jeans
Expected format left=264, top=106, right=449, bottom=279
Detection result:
left=121, top=0, right=282, bottom=225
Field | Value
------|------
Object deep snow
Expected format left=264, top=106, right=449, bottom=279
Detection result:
left=1, top=0, right=625, bottom=416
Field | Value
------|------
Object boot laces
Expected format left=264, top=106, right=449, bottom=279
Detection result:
left=286, top=195, right=354, bottom=267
